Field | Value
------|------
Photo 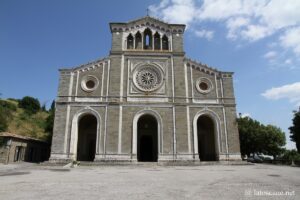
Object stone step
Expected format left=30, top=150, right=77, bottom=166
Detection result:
left=42, top=160, right=250, bottom=167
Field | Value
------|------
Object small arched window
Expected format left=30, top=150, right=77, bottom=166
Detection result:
left=127, top=34, right=134, bottom=49
left=143, top=28, right=152, bottom=50
left=135, top=31, right=142, bottom=49
left=162, top=35, right=169, bottom=50
left=154, top=32, right=161, bottom=50
left=146, top=35, right=150, bottom=46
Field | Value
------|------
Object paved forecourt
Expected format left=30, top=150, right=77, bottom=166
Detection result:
left=0, top=163, right=299, bottom=200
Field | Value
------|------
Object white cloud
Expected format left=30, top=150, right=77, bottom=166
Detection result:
left=226, top=17, right=249, bottom=39
left=262, top=82, right=300, bottom=106
left=241, top=24, right=274, bottom=41
left=280, top=27, right=300, bottom=56
left=263, top=51, right=277, bottom=59
left=197, top=0, right=244, bottom=20
left=194, top=29, right=214, bottom=40
left=260, top=0, right=300, bottom=30
left=149, top=0, right=300, bottom=62
left=149, top=0, right=196, bottom=25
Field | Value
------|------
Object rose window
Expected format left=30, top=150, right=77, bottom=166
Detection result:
left=141, top=72, right=155, bottom=85
left=134, top=65, right=163, bottom=92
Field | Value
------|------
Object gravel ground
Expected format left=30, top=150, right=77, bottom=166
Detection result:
left=0, top=163, right=299, bottom=200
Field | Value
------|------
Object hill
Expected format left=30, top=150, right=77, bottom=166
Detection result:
left=0, top=98, right=53, bottom=142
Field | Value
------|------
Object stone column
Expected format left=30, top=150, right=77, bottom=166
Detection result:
left=142, top=32, right=144, bottom=49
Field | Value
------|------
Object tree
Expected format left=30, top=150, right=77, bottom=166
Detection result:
left=45, top=100, right=55, bottom=143
left=237, top=116, right=261, bottom=156
left=41, top=104, right=47, bottom=112
left=237, top=116, right=286, bottom=158
left=289, top=108, right=300, bottom=153
left=19, top=96, right=41, bottom=114
left=262, top=125, right=286, bottom=158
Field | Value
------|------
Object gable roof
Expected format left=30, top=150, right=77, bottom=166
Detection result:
left=0, top=132, right=48, bottom=143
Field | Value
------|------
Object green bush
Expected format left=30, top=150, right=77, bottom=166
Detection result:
left=19, top=96, right=41, bottom=114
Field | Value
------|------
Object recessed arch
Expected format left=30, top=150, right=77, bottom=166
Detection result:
left=69, top=107, right=101, bottom=160
left=132, top=109, right=163, bottom=161
left=193, top=109, right=221, bottom=161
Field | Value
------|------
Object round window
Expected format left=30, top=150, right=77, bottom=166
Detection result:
left=196, top=78, right=213, bottom=94
left=133, top=64, right=164, bottom=92
left=81, top=75, right=99, bottom=92
left=199, top=82, right=208, bottom=91
left=86, top=80, right=95, bottom=89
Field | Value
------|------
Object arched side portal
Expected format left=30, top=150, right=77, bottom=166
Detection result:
left=69, top=108, right=101, bottom=161
left=132, top=110, right=162, bottom=161
left=193, top=110, right=221, bottom=161
left=77, top=114, right=97, bottom=161
left=197, top=115, right=216, bottom=161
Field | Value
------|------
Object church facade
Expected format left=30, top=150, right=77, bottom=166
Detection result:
left=50, top=16, right=241, bottom=163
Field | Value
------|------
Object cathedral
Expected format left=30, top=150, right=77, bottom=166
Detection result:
left=50, top=16, right=241, bottom=163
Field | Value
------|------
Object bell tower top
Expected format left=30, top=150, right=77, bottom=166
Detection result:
left=109, top=16, right=186, bottom=55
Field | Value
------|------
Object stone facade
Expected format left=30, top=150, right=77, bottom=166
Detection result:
left=50, top=16, right=241, bottom=163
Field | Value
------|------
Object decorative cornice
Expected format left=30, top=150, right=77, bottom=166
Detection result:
left=110, top=16, right=185, bottom=34
left=59, top=57, right=109, bottom=73
left=184, top=57, right=234, bottom=77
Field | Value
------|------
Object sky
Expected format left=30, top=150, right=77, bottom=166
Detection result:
left=0, top=0, right=299, bottom=149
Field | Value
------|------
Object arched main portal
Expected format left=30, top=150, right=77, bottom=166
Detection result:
left=77, top=114, right=97, bottom=161
left=197, top=115, right=217, bottom=161
left=137, top=114, right=158, bottom=162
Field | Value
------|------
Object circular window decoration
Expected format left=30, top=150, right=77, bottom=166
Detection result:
left=86, top=80, right=95, bottom=89
left=196, top=78, right=213, bottom=94
left=133, top=64, right=164, bottom=92
left=81, top=75, right=99, bottom=92
left=199, top=82, right=208, bottom=90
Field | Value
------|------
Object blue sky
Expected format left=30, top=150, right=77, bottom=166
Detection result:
left=0, top=0, right=299, bottom=149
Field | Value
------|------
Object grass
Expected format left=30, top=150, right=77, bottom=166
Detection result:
left=3, top=99, right=50, bottom=141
